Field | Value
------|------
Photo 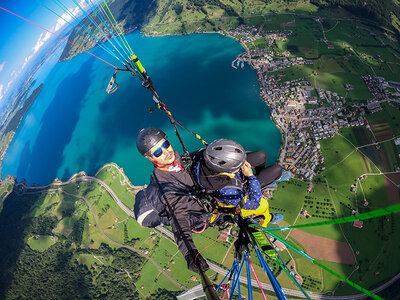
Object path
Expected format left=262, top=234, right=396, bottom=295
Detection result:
left=15, top=163, right=400, bottom=299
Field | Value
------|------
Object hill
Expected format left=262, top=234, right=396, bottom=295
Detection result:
left=0, top=84, right=44, bottom=177
left=59, top=0, right=400, bottom=61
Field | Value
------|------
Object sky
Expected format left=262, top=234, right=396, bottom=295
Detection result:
left=0, top=0, right=90, bottom=106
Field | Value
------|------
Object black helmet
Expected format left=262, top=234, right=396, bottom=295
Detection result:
left=136, top=127, right=166, bottom=156
left=203, top=139, right=246, bottom=173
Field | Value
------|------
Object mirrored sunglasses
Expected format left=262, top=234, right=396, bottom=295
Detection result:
left=152, top=140, right=171, bottom=157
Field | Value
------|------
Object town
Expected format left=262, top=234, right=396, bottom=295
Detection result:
left=223, top=24, right=400, bottom=183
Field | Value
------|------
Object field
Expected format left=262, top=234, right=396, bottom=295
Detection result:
left=4, top=147, right=398, bottom=299
left=268, top=128, right=399, bottom=296
left=54, top=131, right=396, bottom=298
left=267, top=13, right=400, bottom=107
left=27, top=235, right=57, bottom=252
left=3, top=6, right=400, bottom=297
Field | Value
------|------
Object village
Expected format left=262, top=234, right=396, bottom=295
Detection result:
left=223, top=24, right=400, bottom=184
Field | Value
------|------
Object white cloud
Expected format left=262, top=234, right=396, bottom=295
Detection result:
left=7, top=80, right=14, bottom=89
left=0, top=84, right=3, bottom=98
left=20, top=1, right=90, bottom=72
left=0, top=62, right=5, bottom=73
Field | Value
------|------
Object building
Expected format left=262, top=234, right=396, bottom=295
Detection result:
left=353, top=220, right=363, bottom=229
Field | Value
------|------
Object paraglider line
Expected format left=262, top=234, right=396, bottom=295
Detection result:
left=0, top=6, right=118, bottom=69
left=248, top=256, right=268, bottom=300
left=195, top=238, right=218, bottom=266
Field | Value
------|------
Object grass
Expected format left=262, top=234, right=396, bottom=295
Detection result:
left=319, top=260, right=355, bottom=293
left=297, top=181, right=346, bottom=241
left=267, top=15, right=398, bottom=106
left=77, top=253, right=113, bottom=269
left=291, top=252, right=324, bottom=292
left=382, top=140, right=400, bottom=170
left=27, top=235, right=57, bottom=252
left=314, top=135, right=399, bottom=293
left=151, top=237, right=195, bottom=287
left=0, top=131, right=14, bottom=165
left=367, top=103, right=400, bottom=136
left=135, top=261, right=163, bottom=296
left=193, top=227, right=229, bottom=264
left=126, top=217, right=150, bottom=242
left=271, top=64, right=314, bottom=82
left=269, top=179, right=308, bottom=228
left=337, top=214, right=400, bottom=294
left=53, top=216, right=77, bottom=237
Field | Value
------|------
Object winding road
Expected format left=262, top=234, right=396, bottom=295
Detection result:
left=15, top=164, right=400, bottom=299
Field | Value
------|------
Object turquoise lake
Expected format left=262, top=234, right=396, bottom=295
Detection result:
left=1, top=32, right=281, bottom=185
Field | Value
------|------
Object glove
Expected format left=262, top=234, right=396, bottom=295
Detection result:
left=185, top=249, right=209, bottom=273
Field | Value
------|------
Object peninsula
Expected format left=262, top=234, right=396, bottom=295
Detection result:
left=1, top=0, right=400, bottom=299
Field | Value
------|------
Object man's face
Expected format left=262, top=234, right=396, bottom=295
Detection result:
left=146, top=138, right=175, bottom=165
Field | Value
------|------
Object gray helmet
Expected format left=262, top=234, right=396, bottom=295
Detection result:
left=204, top=139, right=246, bottom=173
left=136, top=127, right=166, bottom=155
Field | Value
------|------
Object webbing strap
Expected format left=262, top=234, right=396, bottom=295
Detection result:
left=263, top=203, right=400, bottom=232
left=255, top=248, right=287, bottom=299
left=268, top=232, right=384, bottom=300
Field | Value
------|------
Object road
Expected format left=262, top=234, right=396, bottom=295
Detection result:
left=20, top=185, right=185, bottom=290
left=16, top=165, right=400, bottom=299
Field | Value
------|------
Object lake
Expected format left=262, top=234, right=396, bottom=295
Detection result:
left=2, top=31, right=281, bottom=185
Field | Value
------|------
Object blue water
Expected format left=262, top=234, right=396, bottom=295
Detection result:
left=2, top=32, right=281, bottom=185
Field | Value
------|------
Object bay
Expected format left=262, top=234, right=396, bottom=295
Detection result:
left=1, top=32, right=281, bottom=185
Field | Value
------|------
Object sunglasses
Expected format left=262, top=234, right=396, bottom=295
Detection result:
left=152, top=140, right=171, bottom=157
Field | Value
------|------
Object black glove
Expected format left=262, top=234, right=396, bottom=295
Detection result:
left=185, top=249, right=209, bottom=273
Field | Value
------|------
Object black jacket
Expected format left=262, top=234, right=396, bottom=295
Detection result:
left=151, top=151, right=205, bottom=257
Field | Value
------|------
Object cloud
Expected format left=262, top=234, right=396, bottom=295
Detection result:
left=21, top=1, right=90, bottom=71
left=0, top=62, right=5, bottom=73
left=0, top=84, right=3, bottom=97
left=16, top=0, right=95, bottom=75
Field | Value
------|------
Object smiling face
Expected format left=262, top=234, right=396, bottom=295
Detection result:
left=145, top=138, right=176, bottom=166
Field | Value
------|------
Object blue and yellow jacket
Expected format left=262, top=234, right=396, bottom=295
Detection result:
left=194, top=156, right=262, bottom=210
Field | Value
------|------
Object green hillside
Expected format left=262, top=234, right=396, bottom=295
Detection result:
left=60, top=0, right=400, bottom=60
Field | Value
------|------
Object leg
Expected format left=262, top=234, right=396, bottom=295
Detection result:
left=256, top=164, right=283, bottom=188
left=240, top=197, right=272, bottom=226
left=246, top=151, right=267, bottom=174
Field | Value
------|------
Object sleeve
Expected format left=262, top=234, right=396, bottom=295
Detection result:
left=162, top=193, right=197, bottom=257
left=134, top=190, right=162, bottom=228
left=242, top=175, right=262, bottom=210
left=213, top=188, right=243, bottom=206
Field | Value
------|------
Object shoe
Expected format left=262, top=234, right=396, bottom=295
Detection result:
left=265, top=182, right=277, bottom=189
left=270, top=213, right=284, bottom=224
left=276, top=171, right=292, bottom=183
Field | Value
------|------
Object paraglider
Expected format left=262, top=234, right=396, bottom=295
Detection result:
left=2, top=2, right=400, bottom=299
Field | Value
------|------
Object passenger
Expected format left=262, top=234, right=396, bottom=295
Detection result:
left=135, top=127, right=209, bottom=273
left=194, top=139, right=291, bottom=227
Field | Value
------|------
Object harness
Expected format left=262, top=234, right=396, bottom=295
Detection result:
left=194, top=155, right=248, bottom=210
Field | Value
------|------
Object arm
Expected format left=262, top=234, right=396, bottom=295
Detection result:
left=241, top=161, right=262, bottom=210
left=163, top=193, right=209, bottom=273
left=242, top=175, right=262, bottom=210
left=163, top=193, right=196, bottom=257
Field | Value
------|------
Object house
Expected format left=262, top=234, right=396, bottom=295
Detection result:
left=353, top=220, right=363, bottom=229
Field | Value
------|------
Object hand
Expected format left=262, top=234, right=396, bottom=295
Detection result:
left=185, top=249, right=209, bottom=273
left=241, top=161, right=254, bottom=177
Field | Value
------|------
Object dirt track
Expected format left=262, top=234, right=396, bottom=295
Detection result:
left=290, top=229, right=356, bottom=265
left=385, top=173, right=400, bottom=215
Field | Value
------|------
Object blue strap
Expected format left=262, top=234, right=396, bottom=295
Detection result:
left=255, top=248, right=287, bottom=300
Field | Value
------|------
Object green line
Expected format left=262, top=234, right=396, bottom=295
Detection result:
left=265, top=203, right=400, bottom=231
left=268, top=232, right=384, bottom=300
left=103, top=0, right=134, bottom=55
left=99, top=2, right=131, bottom=55
left=274, top=259, right=312, bottom=299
